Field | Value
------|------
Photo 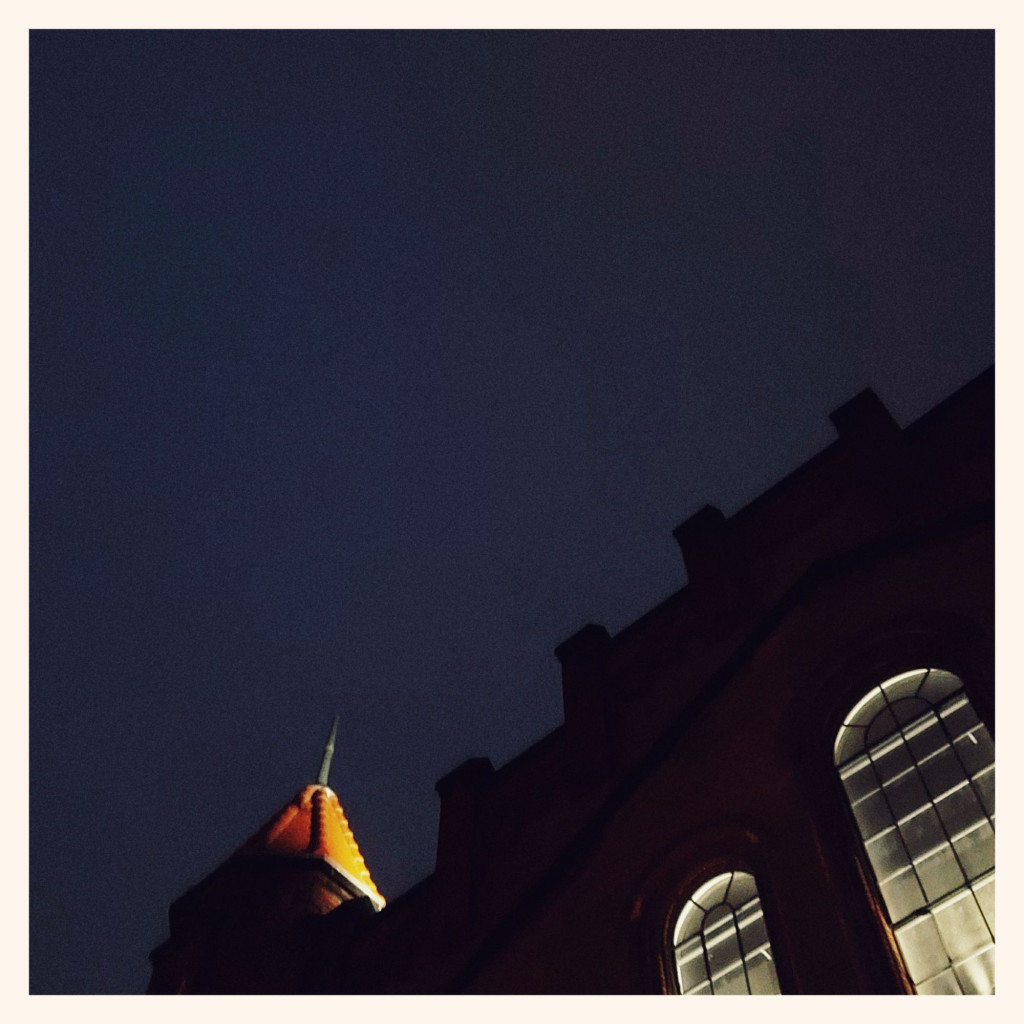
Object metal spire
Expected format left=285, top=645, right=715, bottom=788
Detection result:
left=317, top=715, right=339, bottom=786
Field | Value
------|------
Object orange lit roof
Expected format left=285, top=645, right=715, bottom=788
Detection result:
left=239, top=784, right=384, bottom=907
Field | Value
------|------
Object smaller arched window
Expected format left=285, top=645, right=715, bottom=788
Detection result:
left=672, top=871, right=780, bottom=995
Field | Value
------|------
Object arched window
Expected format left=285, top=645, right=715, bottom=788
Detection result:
left=834, top=668, right=995, bottom=994
left=672, top=870, right=780, bottom=994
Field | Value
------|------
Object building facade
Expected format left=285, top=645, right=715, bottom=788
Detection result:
left=148, top=367, right=994, bottom=995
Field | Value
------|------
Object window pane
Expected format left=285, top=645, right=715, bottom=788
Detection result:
left=913, top=844, right=964, bottom=903
left=918, top=748, right=966, bottom=800
left=706, top=926, right=742, bottom=980
left=891, top=697, right=930, bottom=727
left=737, top=906, right=769, bottom=958
left=745, top=954, right=780, bottom=995
left=676, top=937, right=708, bottom=992
left=884, top=770, right=930, bottom=821
left=871, top=740, right=914, bottom=782
left=953, top=729, right=994, bottom=777
left=934, top=783, right=984, bottom=838
left=932, top=889, right=990, bottom=963
left=899, top=806, right=946, bottom=861
left=879, top=867, right=927, bottom=921
left=915, top=968, right=961, bottom=995
left=940, top=698, right=978, bottom=739
left=712, top=962, right=749, bottom=995
left=952, top=820, right=994, bottom=881
left=703, top=904, right=733, bottom=933
left=905, top=714, right=946, bottom=763
left=896, top=914, right=950, bottom=985
left=865, top=828, right=911, bottom=880
left=953, top=946, right=995, bottom=995
left=841, top=757, right=879, bottom=801
left=851, top=788, right=892, bottom=838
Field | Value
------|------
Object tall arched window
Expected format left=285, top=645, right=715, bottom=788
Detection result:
left=672, top=870, right=780, bottom=994
left=834, top=668, right=995, bottom=994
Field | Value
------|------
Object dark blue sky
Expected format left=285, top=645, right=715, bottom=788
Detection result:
left=30, top=30, right=992, bottom=994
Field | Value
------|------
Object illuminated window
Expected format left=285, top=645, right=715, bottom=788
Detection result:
left=672, top=871, right=780, bottom=994
left=835, top=669, right=995, bottom=994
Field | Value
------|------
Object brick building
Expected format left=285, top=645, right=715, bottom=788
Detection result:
left=148, top=367, right=995, bottom=995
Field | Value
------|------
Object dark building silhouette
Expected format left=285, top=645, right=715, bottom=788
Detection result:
left=148, top=367, right=994, bottom=995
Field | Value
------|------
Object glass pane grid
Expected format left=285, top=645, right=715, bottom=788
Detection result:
left=895, top=877, right=995, bottom=994
left=867, top=703, right=989, bottom=914
left=835, top=673, right=995, bottom=996
left=673, top=874, right=780, bottom=995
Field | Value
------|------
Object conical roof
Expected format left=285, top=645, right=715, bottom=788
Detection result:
left=238, top=783, right=385, bottom=908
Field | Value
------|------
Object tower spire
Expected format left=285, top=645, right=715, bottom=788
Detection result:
left=317, top=715, right=339, bottom=786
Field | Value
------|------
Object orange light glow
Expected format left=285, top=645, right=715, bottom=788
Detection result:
left=240, top=784, right=385, bottom=907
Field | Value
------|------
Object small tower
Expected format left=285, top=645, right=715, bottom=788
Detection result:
left=147, top=719, right=384, bottom=994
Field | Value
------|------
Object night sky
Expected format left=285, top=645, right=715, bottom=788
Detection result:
left=30, top=30, right=993, bottom=994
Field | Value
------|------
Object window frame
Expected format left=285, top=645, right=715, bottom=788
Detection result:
left=670, top=868, right=782, bottom=995
left=833, top=667, right=995, bottom=995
